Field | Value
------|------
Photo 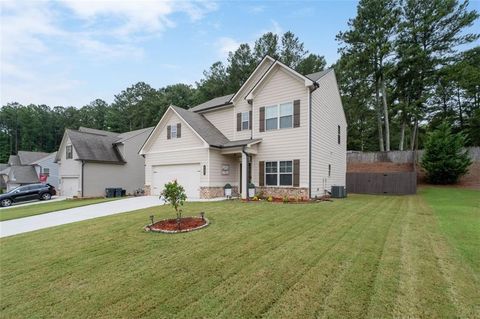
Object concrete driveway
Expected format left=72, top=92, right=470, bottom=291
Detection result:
left=0, top=196, right=164, bottom=238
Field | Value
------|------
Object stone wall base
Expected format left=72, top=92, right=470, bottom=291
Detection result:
left=200, top=186, right=239, bottom=199
left=256, top=187, right=309, bottom=200
left=144, top=185, right=151, bottom=196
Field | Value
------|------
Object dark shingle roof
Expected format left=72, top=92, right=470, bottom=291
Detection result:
left=67, top=129, right=124, bottom=163
left=222, top=138, right=262, bottom=148
left=116, top=127, right=154, bottom=143
left=189, top=93, right=234, bottom=113
left=171, top=106, right=262, bottom=148
left=17, top=151, right=50, bottom=165
left=305, top=69, right=333, bottom=82
left=8, top=155, right=20, bottom=166
left=78, top=127, right=119, bottom=137
left=2, top=166, right=39, bottom=184
left=172, top=106, right=229, bottom=147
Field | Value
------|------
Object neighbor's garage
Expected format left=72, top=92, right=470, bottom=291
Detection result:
left=152, top=164, right=201, bottom=199
left=61, top=177, right=79, bottom=197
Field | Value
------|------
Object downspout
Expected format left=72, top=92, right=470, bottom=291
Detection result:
left=308, top=89, right=312, bottom=199
left=309, top=82, right=319, bottom=199
left=81, top=161, right=85, bottom=198
left=242, top=146, right=250, bottom=200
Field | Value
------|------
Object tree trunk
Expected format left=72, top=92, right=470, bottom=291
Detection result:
left=410, top=119, right=418, bottom=151
left=457, top=88, right=463, bottom=128
left=399, top=120, right=406, bottom=151
left=380, top=75, right=390, bottom=151
left=375, top=80, right=385, bottom=152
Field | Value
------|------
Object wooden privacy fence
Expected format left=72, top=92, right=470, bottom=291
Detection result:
left=346, top=172, right=417, bottom=195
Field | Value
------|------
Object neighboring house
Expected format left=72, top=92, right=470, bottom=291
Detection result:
left=0, top=164, right=8, bottom=191
left=0, top=151, right=58, bottom=192
left=55, top=126, right=153, bottom=197
left=140, top=55, right=347, bottom=199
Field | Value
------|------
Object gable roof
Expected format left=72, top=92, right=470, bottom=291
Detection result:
left=305, top=69, right=333, bottom=82
left=171, top=106, right=229, bottom=147
left=78, top=127, right=119, bottom=137
left=1, top=165, right=39, bottom=184
left=8, top=155, right=20, bottom=166
left=66, top=129, right=125, bottom=163
left=17, top=151, right=51, bottom=165
left=190, top=94, right=234, bottom=113
left=115, top=127, right=154, bottom=144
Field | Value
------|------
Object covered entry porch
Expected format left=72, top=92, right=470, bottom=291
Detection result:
left=217, top=139, right=261, bottom=199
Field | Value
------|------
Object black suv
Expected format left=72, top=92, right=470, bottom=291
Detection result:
left=0, top=184, right=57, bottom=207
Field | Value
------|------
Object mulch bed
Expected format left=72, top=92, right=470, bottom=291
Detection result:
left=242, top=196, right=333, bottom=204
left=146, top=217, right=209, bottom=234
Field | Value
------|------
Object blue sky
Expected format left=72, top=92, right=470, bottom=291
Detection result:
left=1, top=0, right=478, bottom=107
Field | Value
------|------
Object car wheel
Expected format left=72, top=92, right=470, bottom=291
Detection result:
left=1, top=199, right=12, bottom=207
left=41, top=193, right=52, bottom=201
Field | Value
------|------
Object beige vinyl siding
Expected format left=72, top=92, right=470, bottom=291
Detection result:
left=250, top=66, right=310, bottom=188
left=144, top=148, right=208, bottom=187
left=208, top=149, right=240, bottom=187
left=147, top=111, right=205, bottom=153
left=311, top=71, right=347, bottom=197
left=58, top=136, right=82, bottom=197
left=232, top=59, right=273, bottom=141
left=143, top=110, right=209, bottom=188
left=202, top=107, right=235, bottom=140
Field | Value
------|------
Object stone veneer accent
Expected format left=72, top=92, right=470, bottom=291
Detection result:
left=144, top=185, right=151, bottom=196
left=200, top=186, right=239, bottom=199
left=256, top=187, right=309, bottom=199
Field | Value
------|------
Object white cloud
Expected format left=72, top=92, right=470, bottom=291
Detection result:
left=249, top=5, right=265, bottom=14
left=60, top=0, right=217, bottom=36
left=216, top=37, right=241, bottom=58
left=0, top=0, right=218, bottom=106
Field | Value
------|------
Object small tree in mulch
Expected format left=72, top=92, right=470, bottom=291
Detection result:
left=160, top=180, right=187, bottom=227
left=421, top=122, right=472, bottom=184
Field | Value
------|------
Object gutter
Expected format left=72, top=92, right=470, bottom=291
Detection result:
left=81, top=160, right=85, bottom=198
left=308, top=83, right=320, bottom=199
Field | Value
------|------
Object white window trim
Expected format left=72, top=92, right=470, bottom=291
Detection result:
left=264, top=160, right=293, bottom=187
left=265, top=101, right=294, bottom=131
left=241, top=112, right=249, bottom=131
left=66, top=145, right=73, bottom=159
left=171, top=124, right=177, bottom=139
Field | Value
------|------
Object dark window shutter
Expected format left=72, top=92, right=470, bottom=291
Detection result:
left=259, top=107, right=265, bottom=132
left=259, top=161, right=265, bottom=186
left=294, top=100, right=300, bottom=128
left=177, top=123, right=181, bottom=138
left=249, top=110, right=252, bottom=130
left=237, top=113, right=241, bottom=131
left=167, top=125, right=171, bottom=139
left=293, top=159, right=300, bottom=187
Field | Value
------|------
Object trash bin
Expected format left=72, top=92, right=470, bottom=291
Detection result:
left=121, top=189, right=126, bottom=197
left=105, top=188, right=115, bottom=198
left=115, top=188, right=122, bottom=197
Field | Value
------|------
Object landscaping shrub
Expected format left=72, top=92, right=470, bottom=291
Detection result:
left=421, top=122, right=472, bottom=184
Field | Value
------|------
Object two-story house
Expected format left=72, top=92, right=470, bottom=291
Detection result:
left=139, top=55, right=347, bottom=199
left=55, top=126, right=153, bottom=197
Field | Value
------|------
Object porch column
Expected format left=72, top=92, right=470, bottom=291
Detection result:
left=241, top=151, right=248, bottom=199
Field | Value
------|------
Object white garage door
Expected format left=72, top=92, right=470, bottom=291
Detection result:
left=152, top=164, right=201, bottom=199
left=61, top=177, right=79, bottom=197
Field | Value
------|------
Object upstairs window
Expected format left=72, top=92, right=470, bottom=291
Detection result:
left=338, top=125, right=341, bottom=144
left=279, top=102, right=293, bottom=129
left=171, top=124, right=177, bottom=138
left=242, top=112, right=249, bottom=130
left=265, top=106, right=278, bottom=130
left=66, top=145, right=73, bottom=159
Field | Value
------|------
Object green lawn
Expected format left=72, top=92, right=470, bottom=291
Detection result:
left=1, top=189, right=478, bottom=318
left=0, top=197, right=119, bottom=221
